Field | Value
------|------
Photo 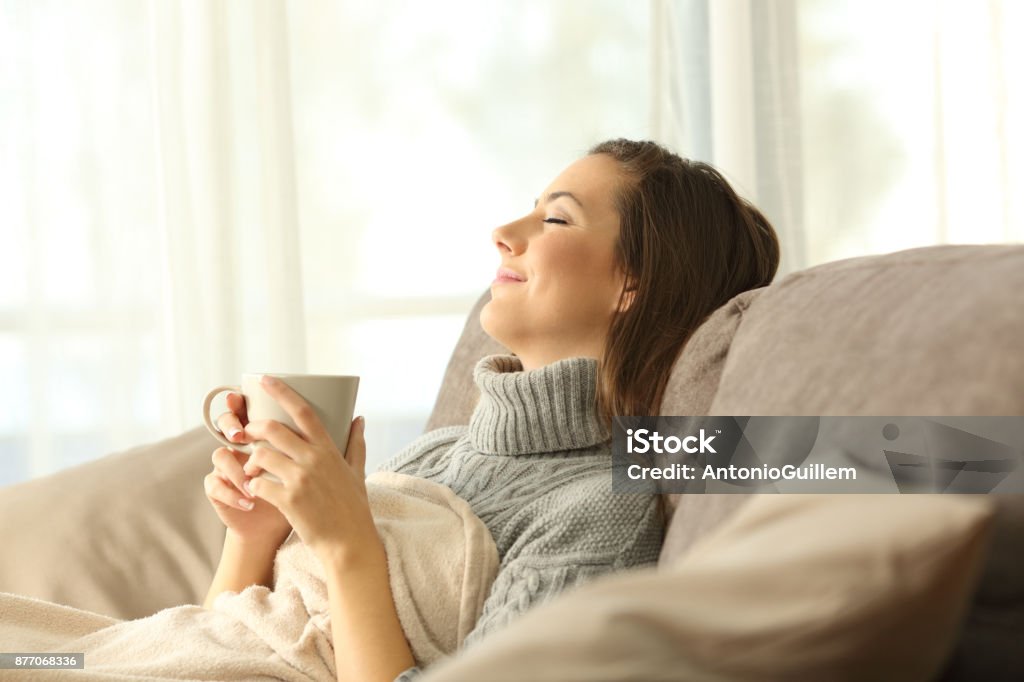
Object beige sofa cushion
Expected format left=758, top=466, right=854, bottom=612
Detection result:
left=659, top=244, right=1024, bottom=560
left=659, top=287, right=763, bottom=417
left=0, top=425, right=225, bottom=620
left=420, top=494, right=996, bottom=682
left=654, top=287, right=763, bottom=553
left=711, top=243, right=1024, bottom=417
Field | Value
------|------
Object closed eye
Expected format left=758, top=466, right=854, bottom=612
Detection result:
left=543, top=218, right=568, bottom=225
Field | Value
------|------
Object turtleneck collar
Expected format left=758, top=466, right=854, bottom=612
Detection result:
left=467, top=354, right=612, bottom=456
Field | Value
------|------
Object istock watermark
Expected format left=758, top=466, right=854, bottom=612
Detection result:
left=625, top=428, right=718, bottom=454
left=612, top=416, right=1024, bottom=494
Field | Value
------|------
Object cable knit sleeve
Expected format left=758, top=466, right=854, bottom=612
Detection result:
left=460, top=556, right=618, bottom=651
left=460, top=481, right=664, bottom=652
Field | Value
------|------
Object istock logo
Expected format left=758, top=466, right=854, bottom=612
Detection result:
left=626, top=428, right=717, bottom=454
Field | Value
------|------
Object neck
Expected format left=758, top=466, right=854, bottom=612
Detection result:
left=511, top=343, right=605, bottom=372
left=468, top=354, right=612, bottom=456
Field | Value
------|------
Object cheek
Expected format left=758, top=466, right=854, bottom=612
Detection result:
left=534, top=238, right=618, bottom=298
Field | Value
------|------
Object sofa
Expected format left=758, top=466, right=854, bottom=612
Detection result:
left=1, top=243, right=1021, bottom=680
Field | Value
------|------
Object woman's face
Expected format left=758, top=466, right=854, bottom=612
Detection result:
left=480, top=153, right=632, bottom=370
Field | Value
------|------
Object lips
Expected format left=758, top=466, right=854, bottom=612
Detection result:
left=495, top=267, right=526, bottom=283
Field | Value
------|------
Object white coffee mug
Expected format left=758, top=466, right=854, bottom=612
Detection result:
left=202, top=373, right=360, bottom=484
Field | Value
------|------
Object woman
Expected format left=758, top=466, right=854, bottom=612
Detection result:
left=206, top=138, right=781, bottom=682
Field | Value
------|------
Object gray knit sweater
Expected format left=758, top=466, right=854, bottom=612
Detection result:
left=382, top=354, right=665, bottom=681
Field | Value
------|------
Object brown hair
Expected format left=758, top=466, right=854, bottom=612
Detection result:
left=587, top=138, right=781, bottom=429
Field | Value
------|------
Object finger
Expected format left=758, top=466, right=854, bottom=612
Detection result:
left=256, top=375, right=331, bottom=445
left=226, top=391, right=249, bottom=426
left=242, top=445, right=301, bottom=484
left=243, top=419, right=312, bottom=464
left=345, top=416, right=367, bottom=480
left=205, top=471, right=255, bottom=511
left=245, top=470, right=286, bottom=510
left=216, top=409, right=248, bottom=444
left=211, top=447, right=254, bottom=498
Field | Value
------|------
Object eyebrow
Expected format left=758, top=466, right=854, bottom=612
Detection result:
left=534, top=191, right=585, bottom=211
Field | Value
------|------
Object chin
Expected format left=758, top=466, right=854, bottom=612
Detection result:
left=479, top=300, right=517, bottom=352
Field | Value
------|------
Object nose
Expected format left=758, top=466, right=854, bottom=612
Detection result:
left=491, top=216, right=529, bottom=255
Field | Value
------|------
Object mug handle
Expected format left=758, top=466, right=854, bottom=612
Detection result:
left=202, top=385, right=254, bottom=455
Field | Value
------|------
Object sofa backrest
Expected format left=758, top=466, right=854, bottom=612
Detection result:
left=708, top=243, right=1024, bottom=416
left=661, top=243, right=1024, bottom=558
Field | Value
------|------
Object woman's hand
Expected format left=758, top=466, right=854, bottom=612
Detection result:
left=240, top=375, right=381, bottom=568
left=204, top=392, right=292, bottom=549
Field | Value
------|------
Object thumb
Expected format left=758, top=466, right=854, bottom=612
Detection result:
left=344, top=416, right=367, bottom=480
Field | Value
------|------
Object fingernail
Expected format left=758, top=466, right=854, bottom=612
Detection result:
left=239, top=498, right=254, bottom=510
left=228, top=428, right=241, bottom=441
left=260, top=375, right=278, bottom=387
left=243, top=481, right=254, bottom=496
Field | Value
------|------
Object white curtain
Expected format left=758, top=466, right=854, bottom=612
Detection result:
left=1, top=0, right=650, bottom=485
left=651, top=0, right=1024, bottom=277
left=149, top=0, right=307, bottom=433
